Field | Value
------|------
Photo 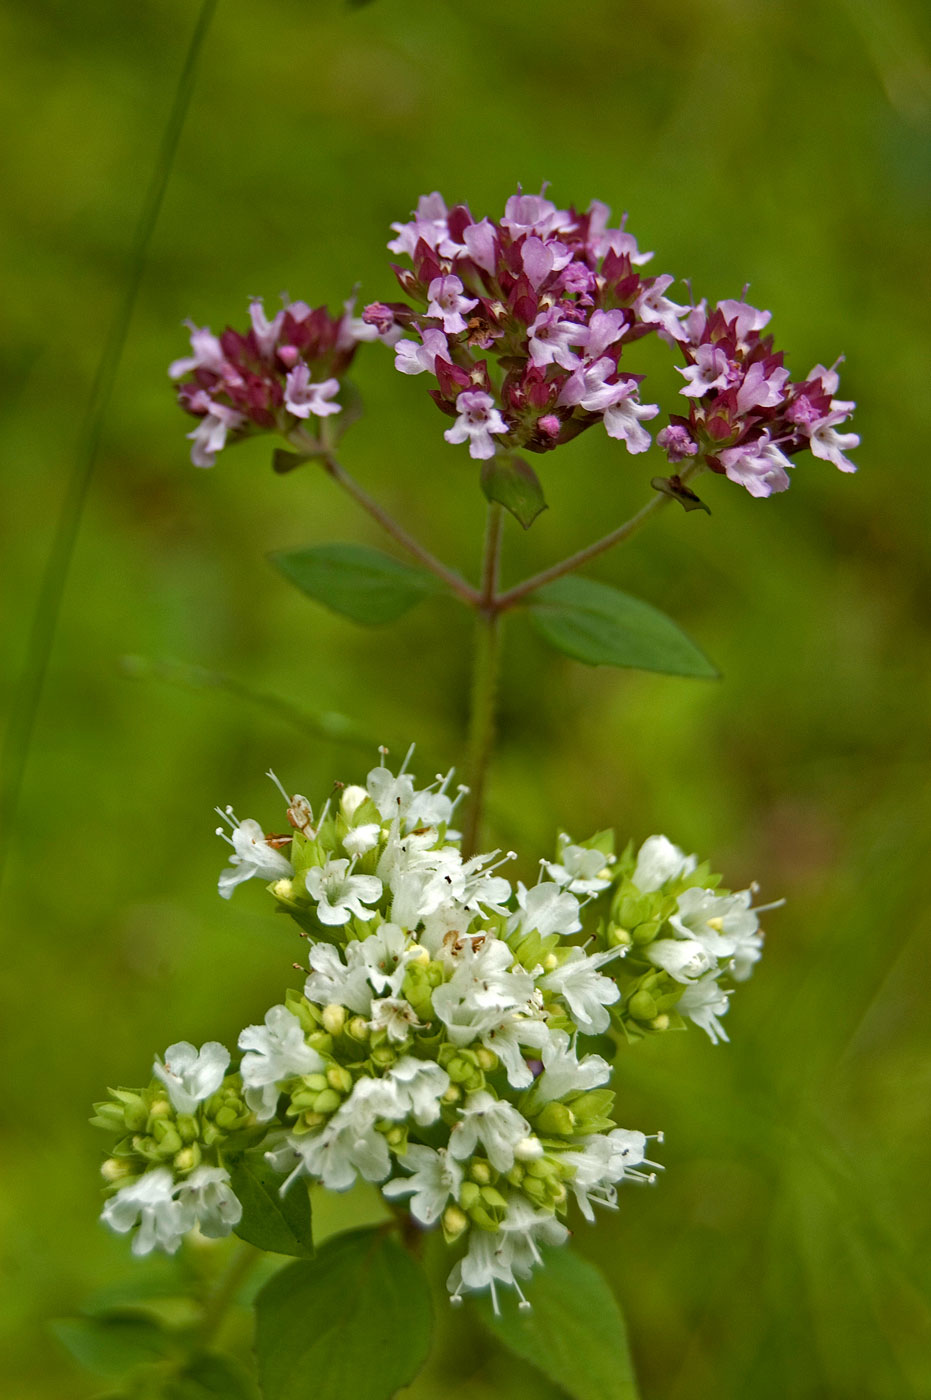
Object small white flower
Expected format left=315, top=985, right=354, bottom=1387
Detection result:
left=541, top=946, right=622, bottom=1034
left=100, top=1168, right=190, bottom=1256
left=670, top=887, right=764, bottom=980
left=277, top=1078, right=400, bottom=1194
left=216, top=812, right=293, bottom=899
left=530, top=1028, right=611, bottom=1105
left=343, top=822, right=381, bottom=857
left=238, top=1005, right=324, bottom=1120
left=449, top=1091, right=532, bottom=1173
left=543, top=836, right=614, bottom=895
left=383, top=1145, right=463, bottom=1225
left=305, top=858, right=382, bottom=926
left=510, top=881, right=582, bottom=938
left=632, top=835, right=696, bottom=892
left=369, top=997, right=422, bottom=1043
left=304, top=942, right=373, bottom=1014
left=646, top=937, right=716, bottom=983
left=677, top=971, right=731, bottom=1044
left=385, top=1056, right=450, bottom=1125
left=176, top=1166, right=242, bottom=1239
left=153, top=1041, right=229, bottom=1115
left=560, top=1129, right=659, bottom=1220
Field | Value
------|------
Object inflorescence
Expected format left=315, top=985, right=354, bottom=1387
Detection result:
left=95, top=751, right=774, bottom=1309
left=171, top=186, right=858, bottom=498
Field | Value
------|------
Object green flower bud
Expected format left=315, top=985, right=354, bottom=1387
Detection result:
left=321, top=1004, right=346, bottom=1037
left=152, top=1121, right=182, bottom=1154
left=468, top=1203, right=500, bottom=1232
left=384, top=1124, right=407, bottom=1151
left=459, top=1181, right=481, bottom=1211
left=441, top=1084, right=461, bottom=1105
left=442, top=1205, right=468, bottom=1242
left=312, top=1089, right=342, bottom=1115
left=631, top=918, right=662, bottom=946
left=307, top=1032, right=334, bottom=1055
left=650, top=1014, right=671, bottom=1032
left=300, top=1111, right=326, bottom=1130
left=474, top=1047, right=498, bottom=1073
left=480, top=1186, right=508, bottom=1212
left=100, top=1157, right=134, bottom=1185
left=176, top=1114, right=199, bottom=1143
left=469, top=1160, right=493, bottom=1186
left=148, top=1094, right=173, bottom=1121
left=347, top=1016, right=370, bottom=1042
left=628, top=989, right=658, bottom=1021
left=174, top=1144, right=201, bottom=1174
left=533, top=1102, right=576, bottom=1137
left=370, top=1043, right=396, bottom=1067
left=326, top=1065, right=354, bottom=1095
left=606, top=924, right=632, bottom=949
left=522, top=1175, right=547, bottom=1204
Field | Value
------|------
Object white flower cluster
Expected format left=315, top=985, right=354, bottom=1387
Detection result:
left=97, top=752, right=772, bottom=1311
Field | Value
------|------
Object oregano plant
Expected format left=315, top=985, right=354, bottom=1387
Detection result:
left=68, top=186, right=857, bottom=1399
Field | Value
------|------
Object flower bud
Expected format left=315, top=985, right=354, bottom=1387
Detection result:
left=533, top=1102, right=576, bottom=1137
left=442, top=1205, right=468, bottom=1242
left=326, top=1065, right=354, bottom=1095
left=347, top=1016, right=370, bottom=1042
left=174, top=1144, right=201, bottom=1173
left=100, top=1157, right=134, bottom=1185
left=474, top=1048, right=498, bottom=1073
left=321, top=1004, right=346, bottom=1037
left=628, top=990, right=658, bottom=1021
left=469, top=1160, right=493, bottom=1186
left=340, top=785, right=368, bottom=819
left=607, top=924, right=632, bottom=949
left=514, top=1135, right=544, bottom=1162
left=312, top=1089, right=342, bottom=1115
left=650, top=1014, right=671, bottom=1032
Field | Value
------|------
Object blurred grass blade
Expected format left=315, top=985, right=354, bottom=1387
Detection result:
left=119, top=655, right=378, bottom=751
left=0, top=0, right=218, bottom=895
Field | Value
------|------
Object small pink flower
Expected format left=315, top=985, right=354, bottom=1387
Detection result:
left=719, top=435, right=793, bottom=497
left=527, top=308, right=587, bottom=371
left=677, top=345, right=734, bottom=398
left=443, top=391, right=509, bottom=460
left=284, top=365, right=341, bottom=419
left=394, top=329, right=450, bottom=377
left=426, top=276, right=479, bottom=335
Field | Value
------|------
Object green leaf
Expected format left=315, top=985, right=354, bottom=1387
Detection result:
left=481, top=453, right=548, bottom=529
left=163, top=1351, right=261, bottom=1399
left=475, top=1248, right=641, bottom=1400
left=50, top=1314, right=173, bottom=1377
left=527, top=576, right=718, bottom=677
left=228, top=1152, right=313, bottom=1257
left=269, top=543, right=442, bottom=625
left=254, top=1227, right=433, bottom=1400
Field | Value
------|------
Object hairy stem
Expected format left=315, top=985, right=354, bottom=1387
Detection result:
left=495, top=458, right=706, bottom=613
left=0, top=0, right=218, bottom=896
left=462, top=504, right=505, bottom=856
left=320, top=453, right=481, bottom=607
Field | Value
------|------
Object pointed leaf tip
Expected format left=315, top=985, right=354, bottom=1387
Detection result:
left=481, top=453, right=548, bottom=529
left=527, top=576, right=719, bottom=677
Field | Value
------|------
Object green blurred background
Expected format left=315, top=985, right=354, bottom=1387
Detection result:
left=2, top=0, right=929, bottom=1395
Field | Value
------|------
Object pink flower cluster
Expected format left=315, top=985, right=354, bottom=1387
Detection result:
left=170, top=297, right=375, bottom=467
left=660, top=301, right=860, bottom=497
left=364, top=189, right=858, bottom=497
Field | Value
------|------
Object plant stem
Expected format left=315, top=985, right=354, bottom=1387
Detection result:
left=462, top=504, right=504, bottom=856
left=0, top=0, right=218, bottom=897
left=320, top=453, right=481, bottom=607
left=198, top=1240, right=261, bottom=1349
left=494, top=459, right=706, bottom=613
